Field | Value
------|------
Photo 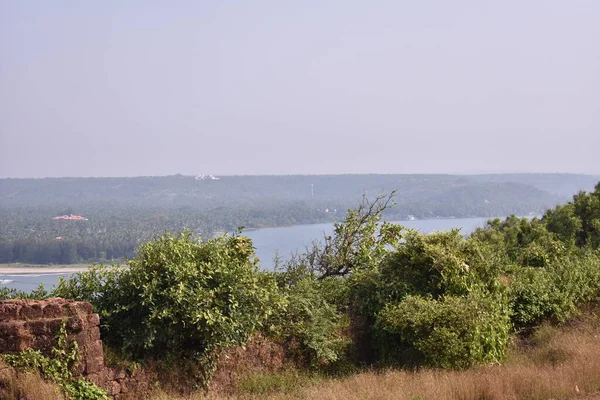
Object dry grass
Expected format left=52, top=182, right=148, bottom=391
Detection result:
left=151, top=305, right=600, bottom=400
left=0, top=361, right=65, bottom=400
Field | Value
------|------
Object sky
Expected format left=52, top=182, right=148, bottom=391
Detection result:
left=0, top=1, right=599, bottom=178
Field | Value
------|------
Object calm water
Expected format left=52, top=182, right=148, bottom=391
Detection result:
left=0, top=273, right=74, bottom=293
left=1, top=217, right=496, bottom=292
left=247, top=217, right=495, bottom=270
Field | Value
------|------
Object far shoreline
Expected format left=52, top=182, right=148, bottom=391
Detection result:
left=0, top=266, right=91, bottom=275
left=239, top=214, right=533, bottom=233
left=2, top=215, right=540, bottom=273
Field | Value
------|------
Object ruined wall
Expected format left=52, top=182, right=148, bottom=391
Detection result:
left=210, top=334, right=286, bottom=394
left=0, top=298, right=104, bottom=376
left=0, top=299, right=286, bottom=399
left=0, top=299, right=148, bottom=399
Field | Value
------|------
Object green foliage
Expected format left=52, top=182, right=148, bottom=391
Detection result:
left=2, top=321, right=108, bottom=400
left=297, top=193, right=402, bottom=280
left=379, top=229, right=487, bottom=304
left=543, top=202, right=582, bottom=245
left=265, top=194, right=403, bottom=369
left=269, top=271, right=350, bottom=368
left=376, top=292, right=511, bottom=369
left=544, top=183, right=600, bottom=249
left=472, top=184, right=600, bottom=330
left=509, top=266, right=558, bottom=328
left=52, top=231, right=280, bottom=389
left=0, top=286, right=25, bottom=300
left=52, top=264, right=125, bottom=323
left=0, top=283, right=50, bottom=300
left=471, top=216, right=566, bottom=267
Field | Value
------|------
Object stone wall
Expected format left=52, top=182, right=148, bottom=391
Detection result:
left=0, top=299, right=287, bottom=399
left=0, top=298, right=104, bottom=376
left=0, top=298, right=148, bottom=399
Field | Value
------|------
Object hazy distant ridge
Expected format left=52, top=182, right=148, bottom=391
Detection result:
left=1, top=173, right=596, bottom=208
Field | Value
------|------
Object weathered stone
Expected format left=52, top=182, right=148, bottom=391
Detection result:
left=18, top=303, right=43, bottom=320
left=0, top=303, right=19, bottom=321
left=88, top=326, right=101, bottom=342
left=24, top=319, right=49, bottom=336
left=115, top=369, right=126, bottom=380
left=87, top=355, right=105, bottom=374
left=0, top=299, right=103, bottom=371
left=70, top=302, right=93, bottom=315
left=66, top=316, right=86, bottom=332
left=0, top=321, right=24, bottom=337
left=42, top=302, right=65, bottom=318
left=108, top=380, right=121, bottom=396
left=86, top=340, right=104, bottom=359
left=14, top=333, right=34, bottom=351
left=31, top=334, right=55, bottom=352
left=87, top=369, right=109, bottom=387
left=87, top=313, right=100, bottom=326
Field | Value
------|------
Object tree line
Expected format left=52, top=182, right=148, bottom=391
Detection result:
left=0, top=175, right=583, bottom=264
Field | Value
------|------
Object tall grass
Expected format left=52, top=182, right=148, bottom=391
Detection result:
left=0, top=361, right=65, bottom=400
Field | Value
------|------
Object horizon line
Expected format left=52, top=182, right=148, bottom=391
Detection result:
left=1, top=171, right=599, bottom=180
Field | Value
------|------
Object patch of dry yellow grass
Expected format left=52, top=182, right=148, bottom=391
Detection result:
left=0, top=361, right=65, bottom=400
left=259, top=316, right=600, bottom=400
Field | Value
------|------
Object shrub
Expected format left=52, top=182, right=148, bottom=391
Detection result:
left=52, top=264, right=124, bottom=322
left=509, top=267, right=558, bottom=328
left=379, top=230, right=479, bottom=302
left=509, top=251, right=600, bottom=329
left=53, top=231, right=281, bottom=388
left=268, top=273, right=350, bottom=369
left=375, top=292, right=511, bottom=369
left=470, top=216, right=566, bottom=267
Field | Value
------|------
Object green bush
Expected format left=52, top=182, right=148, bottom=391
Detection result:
left=53, top=231, right=281, bottom=388
left=379, top=230, right=480, bottom=302
left=375, top=292, right=511, bottom=369
left=52, top=264, right=124, bottom=322
left=268, top=273, right=350, bottom=368
left=552, top=251, right=600, bottom=306
left=509, top=251, right=600, bottom=329
left=509, top=266, right=558, bottom=328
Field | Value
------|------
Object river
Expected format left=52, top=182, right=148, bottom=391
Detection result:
left=1, top=216, right=496, bottom=293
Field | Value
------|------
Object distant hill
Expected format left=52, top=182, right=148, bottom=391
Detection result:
left=467, top=173, right=600, bottom=199
left=1, top=173, right=595, bottom=212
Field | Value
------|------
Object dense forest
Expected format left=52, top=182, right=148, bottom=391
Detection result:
left=0, top=173, right=597, bottom=264
left=2, top=181, right=599, bottom=398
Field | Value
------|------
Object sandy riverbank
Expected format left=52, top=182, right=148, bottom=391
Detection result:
left=0, top=266, right=90, bottom=274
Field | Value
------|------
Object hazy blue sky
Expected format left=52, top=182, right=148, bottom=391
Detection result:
left=1, top=1, right=598, bottom=178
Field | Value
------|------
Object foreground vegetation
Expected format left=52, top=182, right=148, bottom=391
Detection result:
left=1, top=181, right=599, bottom=399
left=4, top=303, right=600, bottom=400
left=153, top=304, right=600, bottom=399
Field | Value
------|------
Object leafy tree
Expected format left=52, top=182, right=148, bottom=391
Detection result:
left=297, top=193, right=402, bottom=280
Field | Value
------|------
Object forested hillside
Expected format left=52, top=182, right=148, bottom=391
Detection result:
left=2, top=173, right=596, bottom=208
left=0, top=174, right=596, bottom=264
